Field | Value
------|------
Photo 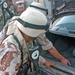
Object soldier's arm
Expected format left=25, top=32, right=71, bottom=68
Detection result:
left=39, top=56, right=55, bottom=69
left=37, top=33, right=70, bottom=65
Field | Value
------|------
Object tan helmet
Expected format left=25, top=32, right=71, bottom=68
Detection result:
left=26, top=2, right=48, bottom=15
left=16, top=10, right=50, bottom=37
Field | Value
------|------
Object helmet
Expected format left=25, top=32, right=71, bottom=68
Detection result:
left=26, top=2, right=48, bottom=15
left=16, top=10, right=50, bottom=37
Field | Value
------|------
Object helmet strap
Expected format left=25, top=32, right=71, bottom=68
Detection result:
left=17, top=18, right=50, bottom=31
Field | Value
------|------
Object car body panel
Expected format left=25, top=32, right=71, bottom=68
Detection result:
left=49, top=15, right=75, bottom=38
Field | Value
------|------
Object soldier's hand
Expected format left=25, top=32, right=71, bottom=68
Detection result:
left=61, top=58, right=71, bottom=66
left=44, top=61, right=55, bottom=70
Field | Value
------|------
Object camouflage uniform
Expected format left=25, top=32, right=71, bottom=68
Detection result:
left=0, top=16, right=53, bottom=75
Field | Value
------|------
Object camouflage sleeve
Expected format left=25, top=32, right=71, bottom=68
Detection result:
left=0, top=42, right=21, bottom=75
left=37, top=33, right=53, bottom=50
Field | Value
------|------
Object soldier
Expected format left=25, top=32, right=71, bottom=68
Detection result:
left=0, top=9, right=54, bottom=75
left=25, top=2, right=71, bottom=66
left=26, top=1, right=48, bottom=16
left=0, top=2, right=48, bottom=38
left=0, top=2, right=70, bottom=75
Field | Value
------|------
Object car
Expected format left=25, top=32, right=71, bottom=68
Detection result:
left=45, top=0, right=75, bottom=75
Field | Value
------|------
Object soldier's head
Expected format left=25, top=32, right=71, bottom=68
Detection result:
left=26, top=2, right=48, bottom=16
left=16, top=10, right=50, bottom=38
